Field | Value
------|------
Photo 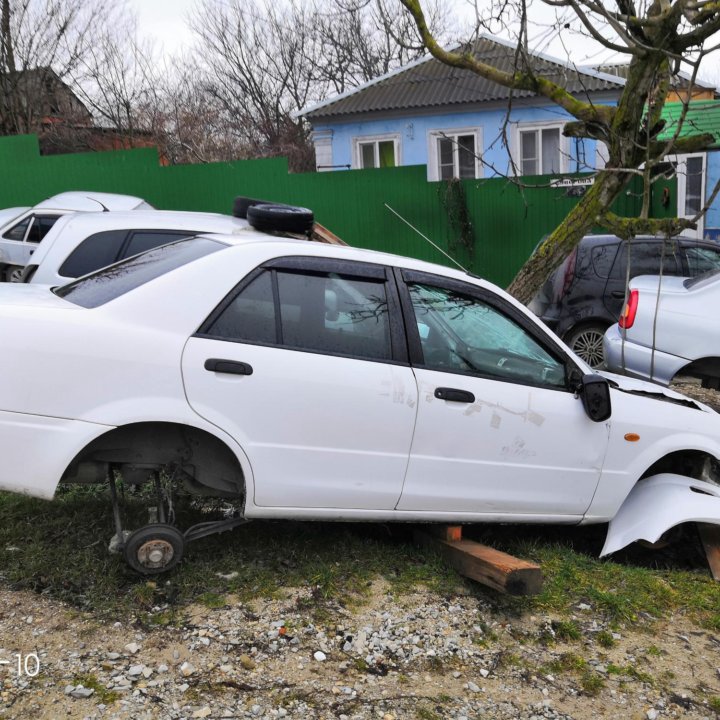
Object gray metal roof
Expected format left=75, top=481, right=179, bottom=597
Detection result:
left=300, top=36, right=625, bottom=120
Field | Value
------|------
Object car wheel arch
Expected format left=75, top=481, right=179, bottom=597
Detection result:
left=674, top=357, right=720, bottom=390
left=61, top=421, right=247, bottom=499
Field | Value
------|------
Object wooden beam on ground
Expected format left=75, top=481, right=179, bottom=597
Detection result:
left=415, top=526, right=543, bottom=596
left=698, top=523, right=720, bottom=581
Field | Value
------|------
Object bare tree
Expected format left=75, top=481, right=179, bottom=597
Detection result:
left=0, top=0, right=116, bottom=136
left=187, top=0, right=453, bottom=168
left=401, top=0, right=720, bottom=302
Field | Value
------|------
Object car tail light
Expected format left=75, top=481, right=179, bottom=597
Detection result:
left=619, top=289, right=639, bottom=329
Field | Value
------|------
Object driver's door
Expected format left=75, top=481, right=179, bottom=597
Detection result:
left=396, top=271, right=610, bottom=518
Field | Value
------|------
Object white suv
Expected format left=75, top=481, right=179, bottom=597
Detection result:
left=22, top=210, right=248, bottom=285
left=0, top=191, right=153, bottom=281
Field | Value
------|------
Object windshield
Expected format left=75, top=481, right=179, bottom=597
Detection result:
left=55, top=237, right=226, bottom=308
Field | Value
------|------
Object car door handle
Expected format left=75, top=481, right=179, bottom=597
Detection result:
left=610, top=291, right=626, bottom=299
left=204, top=358, right=253, bottom=375
left=434, top=387, right=475, bottom=403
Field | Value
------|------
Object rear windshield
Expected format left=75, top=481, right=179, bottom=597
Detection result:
left=54, top=237, right=226, bottom=308
left=684, top=267, right=720, bottom=289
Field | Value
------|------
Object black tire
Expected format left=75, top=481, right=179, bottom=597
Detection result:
left=123, top=523, right=185, bottom=575
left=233, top=196, right=274, bottom=219
left=247, top=203, right=314, bottom=235
left=565, top=323, right=608, bottom=369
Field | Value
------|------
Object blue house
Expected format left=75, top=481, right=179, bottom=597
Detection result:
left=297, top=36, right=720, bottom=239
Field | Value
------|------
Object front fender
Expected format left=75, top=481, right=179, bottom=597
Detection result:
left=601, top=473, right=720, bottom=556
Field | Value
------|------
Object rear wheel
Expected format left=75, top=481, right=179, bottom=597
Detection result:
left=123, top=523, right=185, bottom=574
left=566, top=323, right=608, bottom=369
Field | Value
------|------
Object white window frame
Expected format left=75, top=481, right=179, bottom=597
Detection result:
left=513, top=121, right=569, bottom=176
left=352, top=134, right=401, bottom=170
left=673, top=152, right=707, bottom=239
left=427, top=127, right=483, bottom=182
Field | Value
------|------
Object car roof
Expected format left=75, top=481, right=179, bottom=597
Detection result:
left=52, top=210, right=248, bottom=233
left=578, top=233, right=715, bottom=249
left=0, top=207, right=30, bottom=224
left=32, top=192, right=152, bottom=212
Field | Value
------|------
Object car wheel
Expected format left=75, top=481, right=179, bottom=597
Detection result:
left=232, top=196, right=273, bottom=219
left=123, top=523, right=185, bottom=574
left=247, top=203, right=314, bottom=234
left=4, top=265, right=24, bottom=283
left=566, top=324, right=608, bottom=369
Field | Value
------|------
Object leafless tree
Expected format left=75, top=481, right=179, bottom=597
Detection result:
left=402, top=0, right=720, bottom=302
left=187, top=0, right=453, bottom=169
left=0, top=0, right=116, bottom=137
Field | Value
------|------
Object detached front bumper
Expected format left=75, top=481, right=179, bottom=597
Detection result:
left=603, top=325, right=686, bottom=386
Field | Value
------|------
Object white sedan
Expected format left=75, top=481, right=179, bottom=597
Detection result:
left=1, top=218, right=719, bottom=573
left=605, top=270, right=720, bottom=388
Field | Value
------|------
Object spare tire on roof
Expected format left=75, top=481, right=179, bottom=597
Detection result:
left=247, top=203, right=314, bottom=235
left=232, top=196, right=274, bottom=219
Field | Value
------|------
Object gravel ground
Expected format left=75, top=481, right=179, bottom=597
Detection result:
left=1, top=578, right=719, bottom=720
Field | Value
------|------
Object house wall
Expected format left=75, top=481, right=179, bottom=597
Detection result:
left=312, top=104, right=601, bottom=178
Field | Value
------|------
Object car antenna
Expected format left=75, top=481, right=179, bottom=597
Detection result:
left=87, top=197, right=110, bottom=212
left=384, top=203, right=468, bottom=273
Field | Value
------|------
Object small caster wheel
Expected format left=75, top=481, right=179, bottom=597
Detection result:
left=123, top=523, right=185, bottom=574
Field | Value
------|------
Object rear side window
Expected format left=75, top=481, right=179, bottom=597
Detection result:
left=204, top=268, right=392, bottom=361
left=684, top=245, right=720, bottom=276
left=124, top=231, right=195, bottom=258
left=590, top=244, right=617, bottom=278
left=55, top=237, right=226, bottom=308
left=59, top=230, right=128, bottom=278
left=3, top=216, right=30, bottom=241
left=610, top=241, right=679, bottom=279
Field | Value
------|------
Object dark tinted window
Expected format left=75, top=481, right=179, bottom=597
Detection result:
left=591, top=244, right=617, bottom=278
left=59, top=230, right=127, bottom=278
left=205, top=268, right=392, bottom=361
left=610, top=241, right=679, bottom=279
left=26, top=215, right=61, bottom=243
left=55, top=237, right=226, bottom=308
left=277, top=271, right=390, bottom=359
left=207, top=271, right=276, bottom=344
left=3, top=216, right=30, bottom=241
left=125, top=231, right=194, bottom=258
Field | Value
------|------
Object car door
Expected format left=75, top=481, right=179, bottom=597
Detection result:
left=1, top=213, right=62, bottom=266
left=396, top=270, right=610, bottom=517
left=181, top=256, right=418, bottom=510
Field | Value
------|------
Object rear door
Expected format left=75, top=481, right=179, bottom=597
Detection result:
left=181, top=256, right=418, bottom=510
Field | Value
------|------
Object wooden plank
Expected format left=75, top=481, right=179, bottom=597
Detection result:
left=312, top=222, right=348, bottom=246
left=426, top=524, right=463, bottom=543
left=698, top=523, right=720, bottom=581
left=414, top=529, right=543, bottom=596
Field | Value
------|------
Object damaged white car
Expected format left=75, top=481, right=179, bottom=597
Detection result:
left=0, top=205, right=718, bottom=573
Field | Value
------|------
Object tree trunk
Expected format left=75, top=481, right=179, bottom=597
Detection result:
left=507, top=169, right=629, bottom=304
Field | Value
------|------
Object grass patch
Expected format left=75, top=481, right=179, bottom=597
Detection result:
left=595, top=630, right=616, bottom=648
left=72, top=673, right=119, bottom=705
left=708, top=697, right=720, bottom=713
left=552, top=619, right=581, bottom=641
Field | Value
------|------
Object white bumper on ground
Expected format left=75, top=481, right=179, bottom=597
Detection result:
left=601, top=473, right=720, bottom=556
left=603, top=325, right=687, bottom=386
left=0, top=410, right=112, bottom=499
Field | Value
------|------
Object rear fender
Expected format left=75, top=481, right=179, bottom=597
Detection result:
left=601, top=473, right=720, bottom=556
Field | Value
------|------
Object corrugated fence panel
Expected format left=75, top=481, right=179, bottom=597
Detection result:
left=0, top=135, right=675, bottom=288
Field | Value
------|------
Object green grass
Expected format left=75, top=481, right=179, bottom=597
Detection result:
left=1, top=488, right=719, bottom=630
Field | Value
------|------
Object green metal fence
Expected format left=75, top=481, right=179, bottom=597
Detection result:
left=0, top=134, right=674, bottom=287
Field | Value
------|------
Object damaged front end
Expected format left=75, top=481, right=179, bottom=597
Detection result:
left=601, top=472, right=720, bottom=556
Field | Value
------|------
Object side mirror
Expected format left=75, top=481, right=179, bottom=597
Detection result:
left=578, top=373, right=612, bottom=422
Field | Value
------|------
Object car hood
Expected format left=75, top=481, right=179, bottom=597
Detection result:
left=600, top=369, right=710, bottom=412
left=0, top=284, right=79, bottom=310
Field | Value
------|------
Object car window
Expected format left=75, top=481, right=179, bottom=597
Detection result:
left=26, top=215, right=61, bottom=243
left=610, top=241, right=680, bottom=279
left=408, top=282, right=565, bottom=387
left=3, top=216, right=31, bottom=241
left=55, top=237, right=227, bottom=308
left=591, top=244, right=617, bottom=278
left=125, top=231, right=195, bottom=258
left=684, top=245, right=720, bottom=276
left=205, top=269, right=392, bottom=361
left=59, top=230, right=128, bottom=278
